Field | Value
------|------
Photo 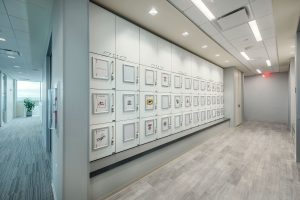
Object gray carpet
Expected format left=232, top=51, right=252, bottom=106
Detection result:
left=0, top=117, right=53, bottom=200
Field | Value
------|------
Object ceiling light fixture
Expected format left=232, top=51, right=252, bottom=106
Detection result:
left=240, top=52, right=250, bottom=60
left=266, top=59, right=271, bottom=67
left=13, top=65, right=20, bottom=68
left=225, top=60, right=229, bottom=63
left=190, top=0, right=215, bottom=21
left=182, top=31, right=189, bottom=37
left=256, top=69, right=262, bottom=74
left=148, top=8, right=158, bottom=16
left=0, top=37, right=6, bottom=42
left=201, top=45, right=208, bottom=48
left=215, top=54, right=220, bottom=57
left=8, top=55, right=15, bottom=59
left=248, top=20, right=262, bottom=42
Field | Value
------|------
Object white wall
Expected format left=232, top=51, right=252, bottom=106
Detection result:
left=6, top=76, right=14, bottom=122
left=289, top=58, right=296, bottom=136
left=244, top=72, right=289, bottom=124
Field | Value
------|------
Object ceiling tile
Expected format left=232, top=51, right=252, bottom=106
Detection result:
left=10, top=16, right=29, bottom=32
left=184, top=6, right=207, bottom=26
left=0, top=0, right=6, bottom=14
left=256, top=15, right=275, bottom=31
left=199, top=22, right=219, bottom=37
left=3, top=0, right=28, bottom=19
left=0, top=13, right=11, bottom=28
left=0, top=26, right=14, bottom=40
left=250, top=0, right=273, bottom=18
left=202, top=0, right=249, bottom=18
left=222, top=23, right=252, bottom=41
left=14, top=30, right=30, bottom=41
left=168, top=0, right=193, bottom=11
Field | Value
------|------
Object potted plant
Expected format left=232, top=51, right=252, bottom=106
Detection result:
left=24, top=98, right=36, bottom=117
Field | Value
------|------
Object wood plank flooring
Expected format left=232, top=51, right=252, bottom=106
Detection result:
left=105, top=121, right=300, bottom=200
left=0, top=117, right=53, bottom=200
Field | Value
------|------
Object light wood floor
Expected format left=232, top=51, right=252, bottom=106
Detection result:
left=106, top=121, right=300, bottom=200
left=0, top=117, right=53, bottom=200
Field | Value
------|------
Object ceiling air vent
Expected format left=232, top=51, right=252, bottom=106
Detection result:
left=216, top=7, right=250, bottom=31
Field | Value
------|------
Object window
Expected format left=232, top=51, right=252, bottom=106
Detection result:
left=17, top=81, right=41, bottom=101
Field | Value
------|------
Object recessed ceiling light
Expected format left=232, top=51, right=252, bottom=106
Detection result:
left=148, top=8, right=158, bottom=16
left=215, top=54, right=220, bottom=57
left=0, top=37, right=6, bottom=42
left=240, top=52, right=250, bottom=60
left=266, top=59, right=271, bottom=67
left=256, top=69, right=262, bottom=74
left=182, top=31, right=189, bottom=37
left=13, top=65, right=21, bottom=68
left=225, top=60, right=229, bottom=63
left=191, top=0, right=215, bottom=21
left=8, top=55, right=15, bottom=59
left=201, top=45, right=208, bottom=49
left=248, top=20, right=262, bottom=42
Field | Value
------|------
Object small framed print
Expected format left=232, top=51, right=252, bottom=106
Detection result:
left=185, top=78, right=191, bottom=89
left=93, top=93, right=110, bottom=114
left=92, top=58, right=109, bottom=80
left=185, top=114, right=191, bottom=125
left=201, top=96, right=206, bottom=106
left=174, top=96, right=181, bottom=108
left=217, top=96, right=220, bottom=104
left=123, top=123, right=135, bottom=142
left=212, top=109, right=216, bottom=118
left=145, top=69, right=155, bottom=85
left=212, top=96, right=216, bottom=105
left=161, top=117, right=169, bottom=131
left=207, top=110, right=212, bottom=120
left=161, top=73, right=170, bottom=87
left=201, top=81, right=206, bottom=91
left=145, top=95, right=155, bottom=110
left=123, top=64, right=135, bottom=83
left=212, top=84, right=215, bottom=92
left=207, top=96, right=211, bottom=105
left=174, top=75, right=181, bottom=88
left=201, top=111, right=206, bottom=121
left=161, top=95, right=170, bottom=109
left=145, top=120, right=155, bottom=136
left=217, top=85, right=220, bottom=92
left=207, top=82, right=211, bottom=91
left=217, top=109, right=220, bottom=116
left=193, top=112, right=199, bottom=123
left=123, top=94, right=135, bottom=112
left=193, top=79, right=199, bottom=90
left=92, top=127, right=109, bottom=150
left=193, top=96, right=199, bottom=106
left=174, top=115, right=181, bottom=128
left=185, top=96, right=191, bottom=107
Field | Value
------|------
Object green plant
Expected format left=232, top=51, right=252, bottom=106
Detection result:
left=24, top=98, right=36, bottom=112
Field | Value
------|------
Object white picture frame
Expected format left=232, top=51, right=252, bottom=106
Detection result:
left=92, top=57, right=110, bottom=80
left=123, top=94, right=135, bottom=112
left=123, top=64, right=135, bottom=83
left=92, top=127, right=110, bottom=150
left=123, top=123, right=135, bottom=142
left=93, top=93, right=110, bottom=114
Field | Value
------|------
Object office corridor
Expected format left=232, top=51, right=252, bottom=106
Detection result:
left=106, top=122, right=300, bottom=200
left=0, top=117, right=53, bottom=200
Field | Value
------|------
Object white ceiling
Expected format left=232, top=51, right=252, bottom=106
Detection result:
left=0, top=0, right=53, bottom=81
left=94, top=0, right=300, bottom=76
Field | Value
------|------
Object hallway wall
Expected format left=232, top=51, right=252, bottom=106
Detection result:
left=244, top=72, right=289, bottom=124
left=6, top=75, right=14, bottom=122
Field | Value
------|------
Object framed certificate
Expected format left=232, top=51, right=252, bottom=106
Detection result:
left=123, top=94, right=135, bottom=112
left=123, top=123, right=135, bottom=142
left=145, top=120, right=155, bottom=136
left=174, top=75, right=181, bottom=88
left=161, top=117, right=169, bottom=131
left=161, top=73, right=170, bottom=87
left=193, top=79, right=199, bottom=90
left=93, top=93, right=109, bottom=114
left=145, top=69, right=155, bottom=85
left=161, top=95, right=170, bottom=109
left=145, top=95, right=154, bottom=110
left=92, top=57, right=109, bottom=80
left=185, top=78, right=191, bottom=89
left=174, top=96, right=181, bottom=108
left=123, top=64, right=135, bottom=83
left=92, top=127, right=109, bottom=150
left=185, top=96, right=191, bottom=107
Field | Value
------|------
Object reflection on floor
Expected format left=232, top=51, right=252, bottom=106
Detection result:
left=106, top=121, right=300, bottom=200
left=0, top=117, right=53, bottom=200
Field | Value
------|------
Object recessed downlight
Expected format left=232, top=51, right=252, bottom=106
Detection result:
left=266, top=59, right=271, bottom=67
left=148, top=8, right=158, bottom=16
left=8, top=56, right=15, bottom=59
left=215, top=54, right=220, bottom=57
left=182, top=31, right=189, bottom=37
left=256, top=69, right=262, bottom=74
left=0, top=37, right=6, bottom=42
left=13, top=65, right=21, bottom=68
left=240, top=52, right=250, bottom=60
left=201, top=45, right=208, bottom=49
left=225, top=60, right=229, bottom=63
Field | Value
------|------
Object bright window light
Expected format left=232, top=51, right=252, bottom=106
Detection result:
left=256, top=69, right=262, bottom=74
left=148, top=8, right=158, bottom=16
left=190, top=0, right=215, bottom=21
left=248, top=20, right=262, bottom=42
left=266, top=59, right=271, bottom=67
left=240, top=52, right=250, bottom=60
